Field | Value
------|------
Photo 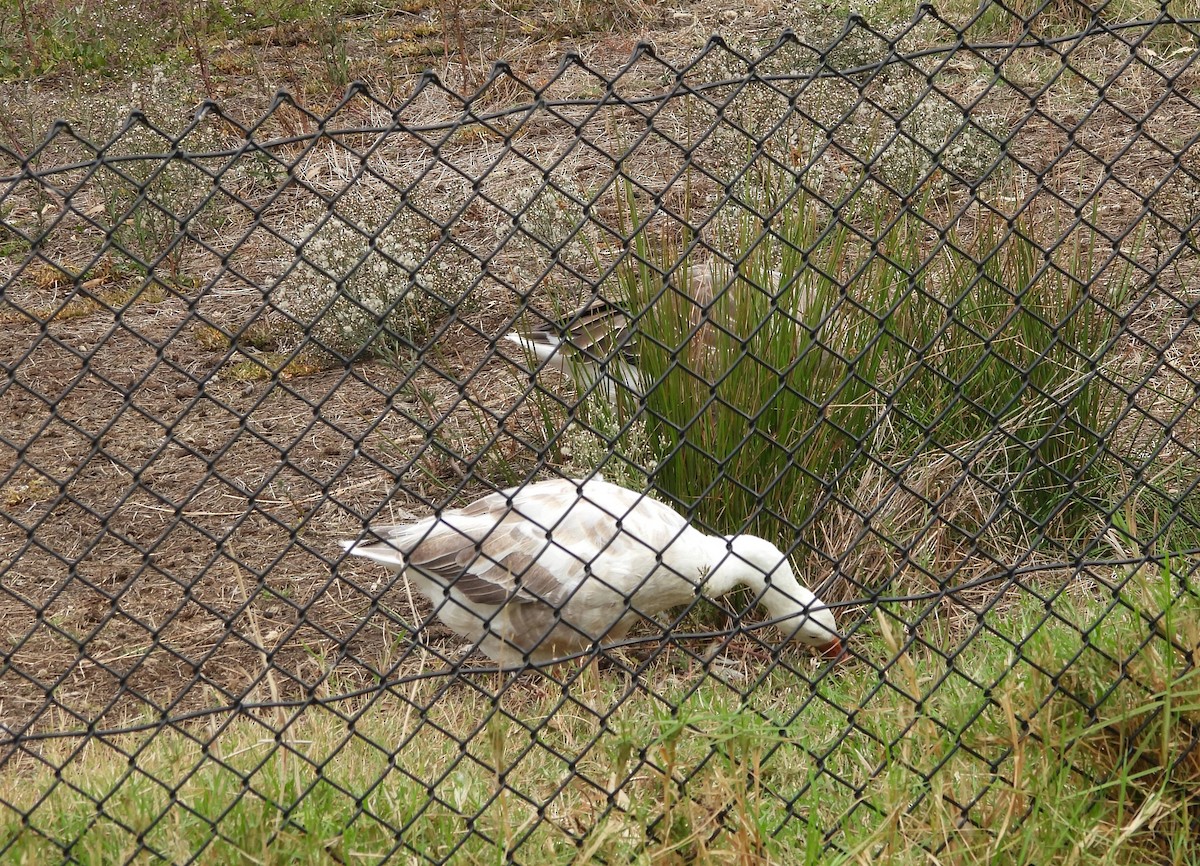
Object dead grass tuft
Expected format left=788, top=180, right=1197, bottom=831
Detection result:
left=817, top=439, right=1047, bottom=627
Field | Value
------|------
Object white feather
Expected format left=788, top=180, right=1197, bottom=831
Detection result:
left=341, top=477, right=841, bottom=665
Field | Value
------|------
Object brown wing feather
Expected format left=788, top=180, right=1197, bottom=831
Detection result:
left=450, top=573, right=512, bottom=605
left=566, top=299, right=635, bottom=361
left=402, top=511, right=572, bottom=608
left=524, top=298, right=637, bottom=364
left=498, top=551, right=565, bottom=602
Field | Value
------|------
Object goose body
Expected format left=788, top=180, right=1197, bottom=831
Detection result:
left=342, top=477, right=840, bottom=665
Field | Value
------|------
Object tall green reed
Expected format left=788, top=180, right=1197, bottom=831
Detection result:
left=878, top=209, right=1135, bottom=531
left=603, top=171, right=1133, bottom=551
left=612, top=176, right=881, bottom=543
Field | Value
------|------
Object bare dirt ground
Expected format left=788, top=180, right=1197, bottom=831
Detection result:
left=2, top=2, right=1199, bottom=740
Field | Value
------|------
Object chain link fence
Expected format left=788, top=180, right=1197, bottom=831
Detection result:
left=2, top=7, right=1200, bottom=863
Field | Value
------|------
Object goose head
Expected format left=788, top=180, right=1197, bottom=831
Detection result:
left=710, top=535, right=843, bottom=659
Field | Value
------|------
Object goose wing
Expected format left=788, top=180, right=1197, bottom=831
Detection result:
left=346, top=478, right=674, bottom=604
left=346, top=487, right=565, bottom=606
left=523, top=298, right=637, bottom=364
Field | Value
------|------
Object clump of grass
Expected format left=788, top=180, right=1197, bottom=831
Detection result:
left=811, top=204, right=1138, bottom=602
left=190, top=320, right=279, bottom=353
left=190, top=317, right=337, bottom=381
left=3, top=254, right=171, bottom=325
left=593, top=167, right=1134, bottom=589
left=1, top=473, right=56, bottom=509
left=611, top=179, right=880, bottom=543
left=878, top=210, right=1135, bottom=528
left=220, top=352, right=335, bottom=382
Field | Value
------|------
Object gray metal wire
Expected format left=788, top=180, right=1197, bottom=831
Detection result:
left=2, top=8, right=1200, bottom=863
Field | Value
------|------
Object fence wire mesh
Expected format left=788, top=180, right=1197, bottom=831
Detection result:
left=2, top=7, right=1200, bottom=864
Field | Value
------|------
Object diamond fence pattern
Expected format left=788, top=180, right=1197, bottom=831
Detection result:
left=2, top=7, right=1200, bottom=864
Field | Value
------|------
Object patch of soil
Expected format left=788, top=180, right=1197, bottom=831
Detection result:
left=0, top=281, right=561, bottom=738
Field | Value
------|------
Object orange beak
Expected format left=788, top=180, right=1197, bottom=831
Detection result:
left=818, top=637, right=845, bottom=661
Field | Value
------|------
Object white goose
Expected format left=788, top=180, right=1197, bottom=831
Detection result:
left=503, top=296, right=647, bottom=400
left=341, top=476, right=842, bottom=666
left=504, top=263, right=815, bottom=400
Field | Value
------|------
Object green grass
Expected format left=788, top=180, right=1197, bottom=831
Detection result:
left=612, top=185, right=879, bottom=542
left=598, top=172, right=1135, bottom=558
left=0, top=0, right=346, bottom=80
left=2, top=563, right=1195, bottom=864
left=7, top=0, right=1196, bottom=86
left=875, top=208, right=1136, bottom=531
